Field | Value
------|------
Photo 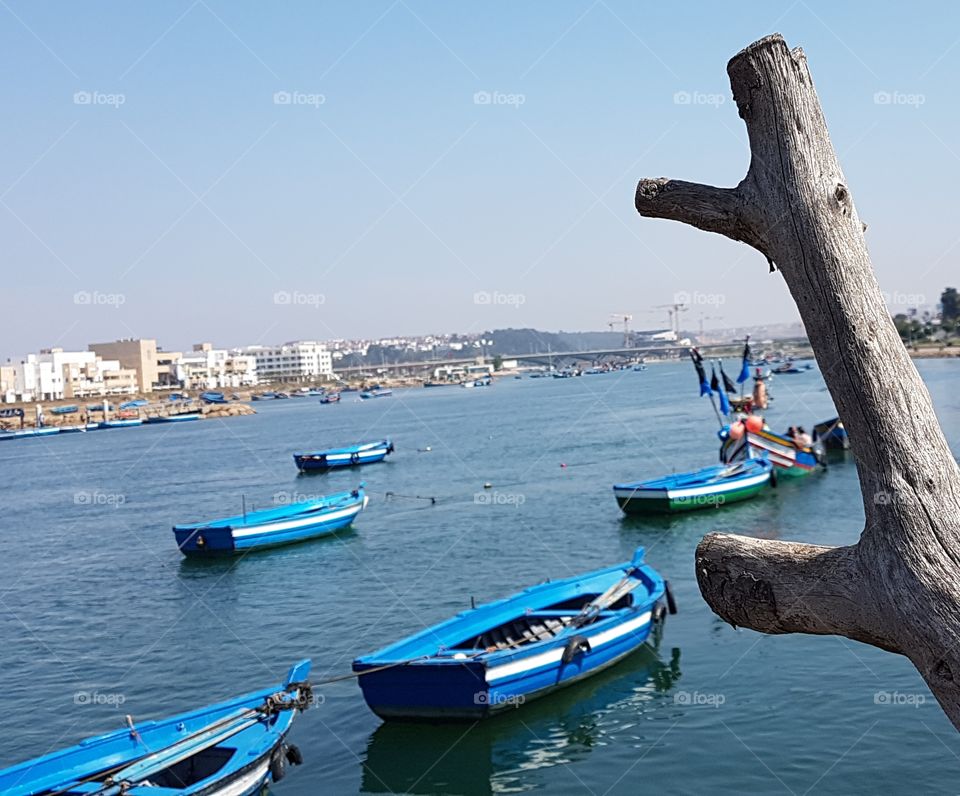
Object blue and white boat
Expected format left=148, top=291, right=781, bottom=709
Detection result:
left=145, top=412, right=201, bottom=424
left=60, top=423, right=101, bottom=433
left=0, top=661, right=311, bottom=796
left=613, top=459, right=774, bottom=514
left=174, top=486, right=367, bottom=555
left=99, top=418, right=143, bottom=429
left=0, top=427, right=61, bottom=441
left=119, top=398, right=149, bottom=410
left=353, top=547, right=670, bottom=720
left=200, top=391, right=228, bottom=404
left=293, top=439, right=394, bottom=472
left=359, top=388, right=392, bottom=399
left=50, top=404, right=79, bottom=415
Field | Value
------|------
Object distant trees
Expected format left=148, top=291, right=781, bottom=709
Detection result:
left=941, top=287, right=959, bottom=325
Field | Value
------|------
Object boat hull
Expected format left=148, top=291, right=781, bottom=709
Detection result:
left=355, top=608, right=654, bottom=720
left=745, top=429, right=821, bottom=475
left=614, top=479, right=768, bottom=514
left=293, top=440, right=393, bottom=472
left=613, top=460, right=772, bottom=515
left=174, top=493, right=366, bottom=555
left=145, top=413, right=201, bottom=423
left=353, top=549, right=666, bottom=721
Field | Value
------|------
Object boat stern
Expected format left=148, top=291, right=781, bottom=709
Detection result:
left=173, top=525, right=236, bottom=555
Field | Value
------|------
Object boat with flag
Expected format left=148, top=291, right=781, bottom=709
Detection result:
left=0, top=660, right=311, bottom=796
left=352, top=547, right=672, bottom=720
left=293, top=439, right=394, bottom=472
left=613, top=458, right=774, bottom=514
left=720, top=420, right=826, bottom=475
left=173, top=486, right=367, bottom=555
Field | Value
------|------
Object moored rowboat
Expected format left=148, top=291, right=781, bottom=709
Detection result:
left=353, top=547, right=671, bottom=720
left=722, top=427, right=825, bottom=475
left=0, top=660, right=312, bottom=796
left=293, top=439, right=393, bottom=472
left=613, top=459, right=773, bottom=515
left=174, top=486, right=367, bottom=555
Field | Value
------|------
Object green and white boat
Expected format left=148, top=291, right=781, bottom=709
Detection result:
left=613, top=459, right=774, bottom=515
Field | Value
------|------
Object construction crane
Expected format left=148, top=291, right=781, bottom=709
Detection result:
left=698, top=314, right=723, bottom=337
left=608, top=314, right=633, bottom=347
left=650, top=303, right=689, bottom=335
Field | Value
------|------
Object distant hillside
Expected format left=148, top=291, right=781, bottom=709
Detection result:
left=487, top=328, right=624, bottom=354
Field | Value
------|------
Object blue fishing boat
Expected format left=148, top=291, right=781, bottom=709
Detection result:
left=293, top=439, right=394, bottom=472
left=50, top=404, right=79, bottom=415
left=814, top=417, right=849, bottom=450
left=0, top=427, right=61, bottom=441
left=613, top=459, right=773, bottom=515
left=0, top=660, right=311, bottom=796
left=359, top=388, right=392, bottom=399
left=200, top=391, right=228, bottom=404
left=99, top=418, right=143, bottom=429
left=145, top=412, right=201, bottom=424
left=319, top=392, right=340, bottom=404
left=119, top=398, right=149, bottom=410
left=353, top=547, right=671, bottom=720
left=721, top=425, right=825, bottom=476
left=173, top=486, right=367, bottom=555
left=251, top=392, right=275, bottom=401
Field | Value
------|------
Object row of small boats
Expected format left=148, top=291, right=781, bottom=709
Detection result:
left=0, top=414, right=201, bottom=440
left=1, top=547, right=673, bottom=794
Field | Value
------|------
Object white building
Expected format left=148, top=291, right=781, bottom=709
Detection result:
left=177, top=344, right=258, bottom=389
left=243, top=341, right=333, bottom=382
left=11, top=349, right=135, bottom=401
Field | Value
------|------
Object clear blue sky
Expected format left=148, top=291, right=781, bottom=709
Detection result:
left=1, top=1, right=956, bottom=358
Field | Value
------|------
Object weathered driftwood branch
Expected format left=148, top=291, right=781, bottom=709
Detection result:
left=636, top=33, right=960, bottom=728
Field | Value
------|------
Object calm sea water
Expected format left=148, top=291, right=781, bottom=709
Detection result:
left=2, top=360, right=960, bottom=794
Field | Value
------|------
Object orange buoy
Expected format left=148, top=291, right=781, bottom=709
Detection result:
left=728, top=421, right=745, bottom=440
left=745, top=415, right=764, bottom=433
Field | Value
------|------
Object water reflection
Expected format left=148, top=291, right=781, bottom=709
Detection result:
left=360, top=643, right=682, bottom=795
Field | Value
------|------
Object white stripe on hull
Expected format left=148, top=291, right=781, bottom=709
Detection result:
left=207, top=758, right=271, bottom=796
left=485, top=611, right=652, bottom=683
left=231, top=503, right=362, bottom=538
left=614, top=472, right=768, bottom=501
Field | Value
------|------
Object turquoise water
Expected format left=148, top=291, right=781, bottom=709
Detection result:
left=2, top=360, right=959, bottom=794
